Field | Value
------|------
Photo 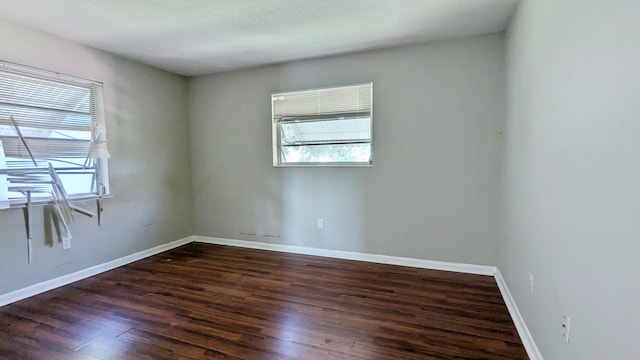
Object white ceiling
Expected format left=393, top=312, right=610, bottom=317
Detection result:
left=0, top=0, right=518, bottom=76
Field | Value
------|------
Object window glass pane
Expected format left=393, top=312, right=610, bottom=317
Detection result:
left=282, top=143, right=371, bottom=164
left=58, top=173, right=94, bottom=194
left=49, top=129, right=91, bottom=140
left=280, top=117, right=371, bottom=145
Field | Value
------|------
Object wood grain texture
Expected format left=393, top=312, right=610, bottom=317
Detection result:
left=0, top=243, right=528, bottom=359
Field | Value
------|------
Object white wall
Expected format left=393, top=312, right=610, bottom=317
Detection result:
left=0, top=19, right=193, bottom=294
left=188, top=34, right=505, bottom=266
left=501, top=1, right=640, bottom=359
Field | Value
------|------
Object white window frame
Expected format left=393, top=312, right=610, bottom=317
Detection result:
left=272, top=82, right=373, bottom=167
left=0, top=61, right=110, bottom=209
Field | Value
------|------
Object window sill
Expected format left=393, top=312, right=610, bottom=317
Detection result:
left=274, top=163, right=373, bottom=168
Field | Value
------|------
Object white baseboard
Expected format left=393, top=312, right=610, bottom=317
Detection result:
left=494, top=269, right=544, bottom=360
left=0, top=235, right=195, bottom=307
left=194, top=236, right=497, bottom=276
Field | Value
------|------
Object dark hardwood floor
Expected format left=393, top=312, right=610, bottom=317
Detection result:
left=0, top=243, right=528, bottom=359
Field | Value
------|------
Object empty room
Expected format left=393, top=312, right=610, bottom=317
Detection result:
left=0, top=0, right=638, bottom=359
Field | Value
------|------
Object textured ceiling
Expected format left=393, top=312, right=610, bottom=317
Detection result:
left=0, top=0, right=518, bottom=76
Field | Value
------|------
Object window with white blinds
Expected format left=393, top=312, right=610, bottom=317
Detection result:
left=0, top=61, right=110, bottom=208
left=272, top=83, right=373, bottom=167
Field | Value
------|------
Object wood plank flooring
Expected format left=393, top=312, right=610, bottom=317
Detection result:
left=0, top=243, right=528, bottom=359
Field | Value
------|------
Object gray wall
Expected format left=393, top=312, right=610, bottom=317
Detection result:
left=4, top=3, right=639, bottom=356
left=0, top=19, right=193, bottom=294
left=188, top=34, right=505, bottom=266
left=501, top=1, right=640, bottom=359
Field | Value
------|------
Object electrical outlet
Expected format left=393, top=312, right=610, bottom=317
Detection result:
left=317, top=219, right=324, bottom=229
left=62, top=237, right=72, bottom=250
left=562, top=313, right=571, bottom=343
left=528, top=272, right=534, bottom=293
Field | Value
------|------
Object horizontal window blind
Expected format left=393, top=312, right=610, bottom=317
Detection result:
left=0, top=61, right=109, bottom=207
left=1, top=137, right=110, bottom=159
left=273, top=83, right=372, bottom=122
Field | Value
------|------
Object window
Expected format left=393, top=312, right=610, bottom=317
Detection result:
left=272, top=82, right=372, bottom=167
left=0, top=61, right=109, bottom=209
